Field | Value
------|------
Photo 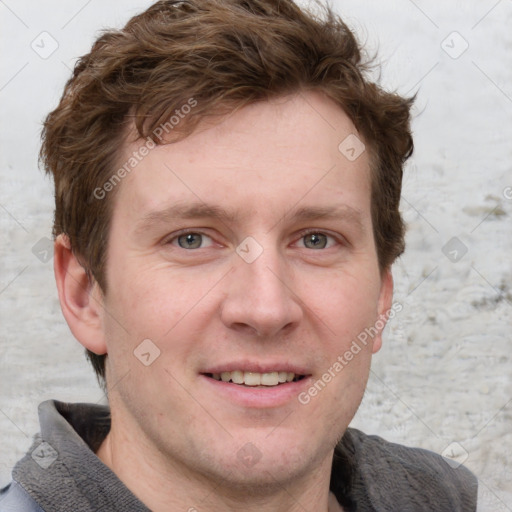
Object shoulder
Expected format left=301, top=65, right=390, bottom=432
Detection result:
left=0, top=481, right=44, bottom=512
left=342, top=428, right=478, bottom=512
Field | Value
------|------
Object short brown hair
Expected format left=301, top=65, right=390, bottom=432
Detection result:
left=40, top=0, right=413, bottom=386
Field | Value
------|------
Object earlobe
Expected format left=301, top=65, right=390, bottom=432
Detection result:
left=371, top=269, right=394, bottom=354
left=53, top=234, right=107, bottom=355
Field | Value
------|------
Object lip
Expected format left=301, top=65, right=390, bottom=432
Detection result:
left=201, top=361, right=310, bottom=375
left=200, top=373, right=312, bottom=408
left=199, top=360, right=312, bottom=408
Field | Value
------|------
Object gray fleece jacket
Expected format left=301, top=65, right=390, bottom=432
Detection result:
left=0, top=400, right=477, bottom=511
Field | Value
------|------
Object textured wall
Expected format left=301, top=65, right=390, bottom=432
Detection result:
left=0, top=1, right=510, bottom=509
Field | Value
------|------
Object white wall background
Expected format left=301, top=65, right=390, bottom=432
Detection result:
left=0, top=1, right=511, bottom=509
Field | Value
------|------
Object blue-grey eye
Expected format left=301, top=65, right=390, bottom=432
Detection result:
left=303, top=233, right=328, bottom=249
left=177, top=233, right=203, bottom=249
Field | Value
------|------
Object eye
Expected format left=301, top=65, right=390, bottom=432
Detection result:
left=172, top=232, right=213, bottom=249
left=300, top=232, right=336, bottom=250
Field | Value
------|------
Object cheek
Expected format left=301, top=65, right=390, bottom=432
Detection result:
left=103, top=262, right=223, bottom=358
left=305, top=267, right=381, bottom=340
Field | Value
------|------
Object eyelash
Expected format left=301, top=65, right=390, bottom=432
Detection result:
left=163, top=229, right=344, bottom=249
left=163, top=229, right=214, bottom=247
left=294, top=229, right=342, bottom=249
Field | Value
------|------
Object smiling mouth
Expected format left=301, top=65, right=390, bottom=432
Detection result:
left=203, top=371, right=307, bottom=387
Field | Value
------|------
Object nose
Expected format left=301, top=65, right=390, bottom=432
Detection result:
left=220, top=244, right=303, bottom=338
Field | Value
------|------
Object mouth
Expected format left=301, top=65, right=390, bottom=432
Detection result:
left=200, top=365, right=311, bottom=407
left=202, top=371, right=307, bottom=387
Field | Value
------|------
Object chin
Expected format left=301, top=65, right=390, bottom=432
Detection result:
left=196, top=432, right=333, bottom=492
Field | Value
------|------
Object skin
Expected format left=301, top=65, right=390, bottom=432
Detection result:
left=54, top=90, right=393, bottom=512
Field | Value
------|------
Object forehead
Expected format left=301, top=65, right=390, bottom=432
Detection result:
left=114, top=91, right=371, bottom=223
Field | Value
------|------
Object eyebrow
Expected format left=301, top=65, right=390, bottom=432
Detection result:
left=290, top=205, right=364, bottom=230
left=134, top=202, right=239, bottom=235
left=264, top=204, right=365, bottom=236
left=134, top=201, right=365, bottom=235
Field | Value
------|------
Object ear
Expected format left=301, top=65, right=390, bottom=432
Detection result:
left=53, top=234, right=107, bottom=355
left=371, top=268, right=394, bottom=354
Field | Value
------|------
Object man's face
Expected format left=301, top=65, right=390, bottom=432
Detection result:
left=99, top=91, right=392, bottom=488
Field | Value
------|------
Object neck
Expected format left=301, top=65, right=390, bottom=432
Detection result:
left=96, top=411, right=340, bottom=512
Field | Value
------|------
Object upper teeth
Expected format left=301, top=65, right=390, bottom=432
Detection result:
left=211, top=371, right=296, bottom=386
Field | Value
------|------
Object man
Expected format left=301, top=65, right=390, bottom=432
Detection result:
left=0, top=0, right=477, bottom=510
